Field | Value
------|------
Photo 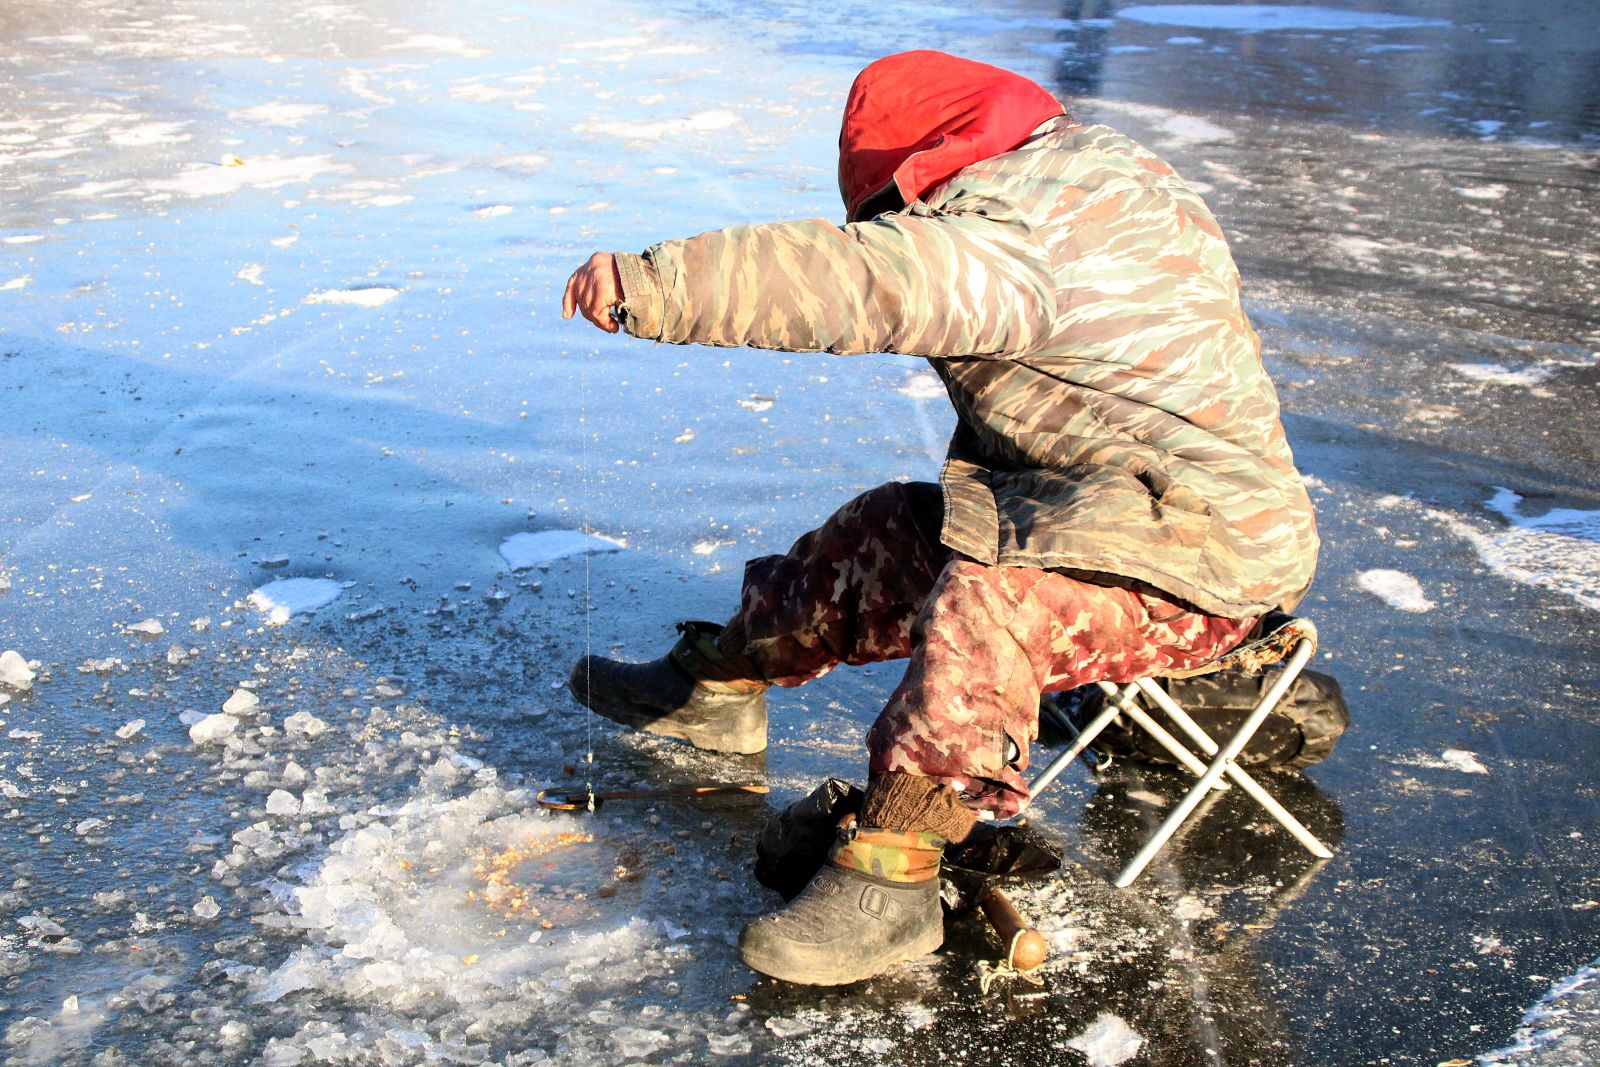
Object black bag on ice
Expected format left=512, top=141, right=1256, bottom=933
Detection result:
left=1059, top=666, right=1350, bottom=770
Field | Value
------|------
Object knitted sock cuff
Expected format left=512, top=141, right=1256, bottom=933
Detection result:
left=860, top=772, right=978, bottom=844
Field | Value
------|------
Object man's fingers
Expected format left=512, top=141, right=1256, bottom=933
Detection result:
left=561, top=272, right=578, bottom=319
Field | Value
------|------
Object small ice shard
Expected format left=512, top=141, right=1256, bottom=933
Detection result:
left=179, top=709, right=207, bottom=726
left=282, top=760, right=309, bottom=786
left=189, top=713, right=238, bottom=745
left=115, top=719, right=146, bottom=740
left=373, top=682, right=404, bottom=698
left=127, top=618, right=166, bottom=636
left=256, top=553, right=290, bottom=569
left=283, top=711, right=328, bottom=738
left=737, top=395, right=774, bottom=412
left=473, top=204, right=514, bottom=218
left=484, top=587, right=512, bottom=606
left=499, top=530, right=626, bottom=570
left=223, top=689, right=260, bottom=716
left=1356, top=569, right=1435, bottom=613
left=1, top=650, right=36, bottom=690
left=265, top=790, right=300, bottom=816
left=74, top=818, right=107, bottom=836
left=248, top=578, right=343, bottom=624
left=1066, top=1012, right=1144, bottom=1066
left=193, top=895, right=221, bottom=920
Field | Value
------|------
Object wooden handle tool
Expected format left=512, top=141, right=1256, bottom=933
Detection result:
left=980, top=886, right=1048, bottom=972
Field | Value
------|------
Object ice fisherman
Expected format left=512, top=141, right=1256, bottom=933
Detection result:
left=559, top=50, right=1318, bottom=985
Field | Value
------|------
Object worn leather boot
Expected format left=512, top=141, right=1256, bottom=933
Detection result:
left=568, top=621, right=769, bottom=754
left=738, top=822, right=944, bottom=985
left=738, top=773, right=977, bottom=985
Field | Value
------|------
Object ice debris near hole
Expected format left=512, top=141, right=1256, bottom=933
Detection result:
left=266, top=789, right=301, bottom=816
left=1356, top=568, right=1435, bottom=613
left=126, top=617, right=166, bottom=636
left=223, top=688, right=260, bottom=716
left=1066, top=1012, right=1145, bottom=1067
left=1, top=649, right=37, bottom=691
left=189, top=713, right=238, bottom=745
left=248, top=577, right=343, bottom=624
left=500, top=529, right=626, bottom=571
left=284, top=711, right=328, bottom=738
left=115, top=719, right=145, bottom=740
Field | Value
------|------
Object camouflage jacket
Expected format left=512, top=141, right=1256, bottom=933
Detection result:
left=613, top=118, right=1318, bottom=618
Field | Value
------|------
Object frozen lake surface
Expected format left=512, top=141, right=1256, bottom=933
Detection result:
left=3, top=0, right=1599, bottom=1064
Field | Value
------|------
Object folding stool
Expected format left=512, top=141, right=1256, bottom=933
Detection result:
left=1024, top=613, right=1334, bottom=887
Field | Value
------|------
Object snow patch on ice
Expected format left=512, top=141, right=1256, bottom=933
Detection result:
left=1118, top=5, right=1449, bottom=32
left=306, top=286, right=399, bottom=308
left=1088, top=100, right=1233, bottom=143
left=1427, top=489, right=1600, bottom=611
left=109, top=121, right=192, bottom=147
left=230, top=103, right=327, bottom=128
left=248, top=577, right=344, bottom=624
left=148, top=154, right=348, bottom=197
left=1480, top=956, right=1600, bottom=1064
left=1356, top=569, right=1435, bottom=613
left=575, top=109, right=740, bottom=140
left=1449, top=361, right=1555, bottom=388
left=897, top=371, right=946, bottom=400
left=1397, top=749, right=1489, bottom=775
left=500, top=530, right=625, bottom=570
left=385, top=33, right=487, bottom=57
left=1066, top=1012, right=1144, bottom=1066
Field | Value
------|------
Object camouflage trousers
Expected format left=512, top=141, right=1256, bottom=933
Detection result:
left=729, top=482, right=1256, bottom=819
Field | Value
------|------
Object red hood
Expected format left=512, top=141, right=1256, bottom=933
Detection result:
left=838, top=50, right=1065, bottom=222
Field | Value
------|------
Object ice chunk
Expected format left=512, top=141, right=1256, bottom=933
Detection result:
left=19, top=915, right=67, bottom=939
left=223, top=689, right=261, bottom=716
left=1066, top=1013, right=1144, bottom=1066
left=1356, top=569, right=1435, bottom=613
left=127, top=618, right=166, bottom=636
left=190, top=713, right=239, bottom=745
left=115, top=719, right=146, bottom=740
left=74, top=818, right=107, bottom=836
left=612, top=1027, right=671, bottom=1059
left=194, top=895, right=221, bottom=920
left=0, top=650, right=36, bottom=691
left=266, top=790, right=301, bottom=816
left=283, top=711, right=328, bottom=738
left=248, top=578, right=343, bottom=624
left=500, top=530, right=625, bottom=570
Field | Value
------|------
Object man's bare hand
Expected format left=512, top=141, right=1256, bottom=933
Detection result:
left=561, top=252, right=624, bottom=334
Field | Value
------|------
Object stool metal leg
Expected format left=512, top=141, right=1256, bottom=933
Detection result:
left=1114, top=637, right=1331, bottom=887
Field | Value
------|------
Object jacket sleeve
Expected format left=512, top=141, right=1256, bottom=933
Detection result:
left=613, top=201, right=1056, bottom=359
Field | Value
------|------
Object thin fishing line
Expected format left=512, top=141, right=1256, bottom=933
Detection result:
left=580, top=340, right=596, bottom=812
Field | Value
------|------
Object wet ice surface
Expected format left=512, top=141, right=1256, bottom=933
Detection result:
left=2, top=0, right=1599, bottom=1064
